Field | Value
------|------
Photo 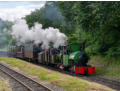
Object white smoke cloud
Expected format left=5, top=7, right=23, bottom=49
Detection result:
left=11, top=19, right=67, bottom=49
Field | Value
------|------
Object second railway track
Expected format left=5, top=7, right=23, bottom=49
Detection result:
left=0, top=62, right=52, bottom=91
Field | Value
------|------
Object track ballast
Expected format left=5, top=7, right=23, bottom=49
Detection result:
left=35, top=62, right=120, bottom=91
left=0, top=62, right=53, bottom=91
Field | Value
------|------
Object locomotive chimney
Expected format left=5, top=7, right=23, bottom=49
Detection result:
left=81, top=40, right=85, bottom=51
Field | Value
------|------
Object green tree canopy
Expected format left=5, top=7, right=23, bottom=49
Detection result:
left=25, top=1, right=120, bottom=58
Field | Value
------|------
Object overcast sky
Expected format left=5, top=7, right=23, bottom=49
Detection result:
left=0, top=1, right=46, bottom=21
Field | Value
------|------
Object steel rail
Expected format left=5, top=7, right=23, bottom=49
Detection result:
left=36, top=62, right=120, bottom=90
left=0, top=63, right=53, bottom=91
left=0, top=66, right=33, bottom=91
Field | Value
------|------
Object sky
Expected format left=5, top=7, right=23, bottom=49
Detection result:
left=0, top=1, right=46, bottom=21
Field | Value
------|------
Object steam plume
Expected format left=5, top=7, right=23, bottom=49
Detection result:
left=11, top=19, right=67, bottom=49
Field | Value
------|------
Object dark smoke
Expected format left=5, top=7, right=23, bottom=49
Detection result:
left=44, top=2, right=64, bottom=24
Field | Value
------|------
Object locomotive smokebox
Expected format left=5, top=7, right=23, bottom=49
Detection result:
left=78, top=51, right=89, bottom=66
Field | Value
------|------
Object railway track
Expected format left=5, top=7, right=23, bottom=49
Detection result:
left=36, top=63, right=120, bottom=90
left=1, top=58, right=120, bottom=91
left=15, top=58, right=120, bottom=90
left=0, top=63, right=52, bottom=91
left=84, top=76, right=120, bottom=90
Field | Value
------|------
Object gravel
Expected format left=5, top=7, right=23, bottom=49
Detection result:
left=0, top=71, right=29, bottom=91
left=0, top=63, right=66, bottom=91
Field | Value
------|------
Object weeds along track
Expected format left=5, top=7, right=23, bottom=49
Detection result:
left=0, top=63, right=52, bottom=91
left=1, top=58, right=120, bottom=91
left=35, top=63, right=120, bottom=90
left=21, top=59, right=120, bottom=90
left=84, top=76, right=120, bottom=90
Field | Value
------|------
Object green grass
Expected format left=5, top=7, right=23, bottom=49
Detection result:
left=56, top=77, right=88, bottom=91
left=0, top=78, right=12, bottom=91
left=89, top=56, right=120, bottom=80
left=0, top=57, right=115, bottom=91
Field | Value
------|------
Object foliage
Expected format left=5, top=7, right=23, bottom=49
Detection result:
left=0, top=19, right=13, bottom=49
left=88, top=56, right=120, bottom=80
left=25, top=1, right=120, bottom=58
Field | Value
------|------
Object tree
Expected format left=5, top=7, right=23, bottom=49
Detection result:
left=25, top=1, right=120, bottom=58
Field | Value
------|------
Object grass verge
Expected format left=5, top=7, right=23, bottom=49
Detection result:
left=88, top=56, right=120, bottom=80
left=0, top=57, right=115, bottom=91
left=0, top=78, right=12, bottom=91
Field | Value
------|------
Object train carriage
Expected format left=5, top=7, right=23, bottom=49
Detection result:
left=16, top=45, right=24, bottom=59
left=38, top=48, right=61, bottom=66
left=9, top=42, right=95, bottom=75
left=24, top=44, right=40, bottom=62
left=9, top=46, right=17, bottom=57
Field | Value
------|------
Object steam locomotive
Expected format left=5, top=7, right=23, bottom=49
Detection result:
left=9, top=42, right=95, bottom=75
